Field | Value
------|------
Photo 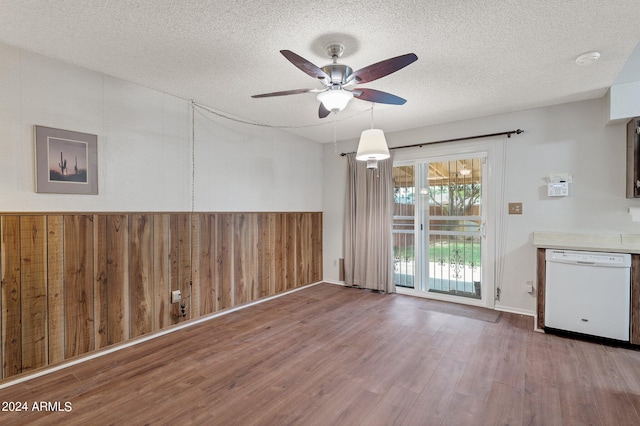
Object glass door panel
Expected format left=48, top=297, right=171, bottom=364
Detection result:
left=394, top=155, right=485, bottom=301
left=423, top=157, right=484, bottom=299
left=393, top=165, right=416, bottom=289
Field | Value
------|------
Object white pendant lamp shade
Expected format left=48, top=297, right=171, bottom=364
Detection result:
left=317, top=90, right=353, bottom=112
left=356, top=129, right=390, bottom=161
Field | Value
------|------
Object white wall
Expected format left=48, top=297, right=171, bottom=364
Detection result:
left=323, top=98, right=639, bottom=314
left=0, top=42, right=322, bottom=212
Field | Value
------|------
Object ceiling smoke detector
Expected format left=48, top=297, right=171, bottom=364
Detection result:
left=575, top=51, right=601, bottom=65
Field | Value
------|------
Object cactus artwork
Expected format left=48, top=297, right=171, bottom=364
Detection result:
left=38, top=125, right=97, bottom=193
left=59, top=152, right=67, bottom=175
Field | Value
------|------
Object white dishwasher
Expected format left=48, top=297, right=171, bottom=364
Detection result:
left=545, top=249, right=631, bottom=341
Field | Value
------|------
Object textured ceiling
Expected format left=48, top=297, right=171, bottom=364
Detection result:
left=1, top=1, right=640, bottom=143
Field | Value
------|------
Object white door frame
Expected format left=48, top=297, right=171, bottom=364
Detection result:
left=393, top=137, right=506, bottom=309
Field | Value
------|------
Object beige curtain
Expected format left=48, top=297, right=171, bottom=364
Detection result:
left=344, top=153, right=395, bottom=293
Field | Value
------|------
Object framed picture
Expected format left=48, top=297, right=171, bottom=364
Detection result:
left=35, top=125, right=98, bottom=194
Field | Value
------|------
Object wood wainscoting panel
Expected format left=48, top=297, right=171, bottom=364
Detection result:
left=169, top=214, right=192, bottom=323
left=93, top=215, right=108, bottom=350
left=256, top=213, right=272, bottom=299
left=274, top=213, right=286, bottom=294
left=0, top=211, right=322, bottom=382
left=153, top=214, right=171, bottom=330
left=215, top=213, right=234, bottom=311
left=129, top=214, right=154, bottom=338
left=19, top=215, right=48, bottom=373
left=312, top=212, right=323, bottom=283
left=1, top=216, right=22, bottom=379
left=46, top=216, right=65, bottom=366
left=63, top=215, right=95, bottom=358
left=286, top=213, right=297, bottom=290
left=190, top=214, right=201, bottom=319
left=198, top=214, right=216, bottom=316
left=106, top=214, right=129, bottom=345
left=299, top=213, right=312, bottom=286
left=234, top=213, right=257, bottom=305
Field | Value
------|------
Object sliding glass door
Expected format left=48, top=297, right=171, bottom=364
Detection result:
left=393, top=154, right=486, bottom=303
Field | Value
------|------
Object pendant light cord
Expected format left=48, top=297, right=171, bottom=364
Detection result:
left=370, top=103, right=375, bottom=129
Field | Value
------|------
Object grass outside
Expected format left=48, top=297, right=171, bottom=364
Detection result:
left=394, top=241, right=481, bottom=267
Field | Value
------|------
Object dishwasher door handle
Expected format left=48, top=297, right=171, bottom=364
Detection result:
left=576, top=261, right=596, bottom=265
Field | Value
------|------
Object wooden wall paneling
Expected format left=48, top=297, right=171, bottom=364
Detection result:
left=286, top=214, right=297, bottom=290
left=190, top=214, right=201, bottom=318
left=178, top=214, right=192, bottom=320
left=274, top=213, right=286, bottom=294
left=257, top=213, right=276, bottom=298
left=0, top=210, right=323, bottom=383
left=129, top=214, right=154, bottom=338
left=20, top=215, right=48, bottom=372
left=1, top=216, right=21, bottom=378
left=234, top=213, right=257, bottom=305
left=153, top=214, right=171, bottom=330
left=63, top=215, right=95, bottom=358
left=198, top=214, right=215, bottom=316
left=46, top=216, right=65, bottom=365
left=631, top=254, right=640, bottom=344
left=106, top=215, right=129, bottom=345
left=93, top=215, right=108, bottom=350
left=536, top=248, right=546, bottom=330
left=170, top=214, right=192, bottom=322
left=168, top=214, right=181, bottom=323
left=290, top=213, right=299, bottom=288
left=299, top=213, right=312, bottom=286
left=215, top=214, right=233, bottom=310
left=312, top=212, right=322, bottom=282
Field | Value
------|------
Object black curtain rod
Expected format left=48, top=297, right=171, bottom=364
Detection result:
left=339, top=129, right=524, bottom=156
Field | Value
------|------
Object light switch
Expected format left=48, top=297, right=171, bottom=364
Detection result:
left=171, top=290, right=182, bottom=304
left=508, top=202, right=523, bottom=215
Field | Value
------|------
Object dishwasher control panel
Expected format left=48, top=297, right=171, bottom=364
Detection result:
left=546, top=249, right=631, bottom=267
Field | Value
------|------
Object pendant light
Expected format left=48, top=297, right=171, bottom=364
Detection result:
left=355, top=104, right=389, bottom=169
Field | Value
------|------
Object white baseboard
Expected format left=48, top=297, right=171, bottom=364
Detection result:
left=494, top=305, right=535, bottom=317
left=322, top=280, right=345, bottom=286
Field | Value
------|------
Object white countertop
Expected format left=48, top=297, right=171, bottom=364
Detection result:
left=533, top=231, right=640, bottom=254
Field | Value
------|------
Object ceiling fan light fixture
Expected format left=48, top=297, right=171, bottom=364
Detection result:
left=356, top=129, right=390, bottom=164
left=316, top=90, right=353, bottom=112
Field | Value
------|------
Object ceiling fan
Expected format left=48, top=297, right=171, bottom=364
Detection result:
left=251, top=43, right=418, bottom=118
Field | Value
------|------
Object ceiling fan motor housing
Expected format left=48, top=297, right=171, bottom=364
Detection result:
left=320, top=64, right=353, bottom=85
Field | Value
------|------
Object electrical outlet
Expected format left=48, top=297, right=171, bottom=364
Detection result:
left=508, top=202, right=523, bottom=215
left=171, top=290, right=182, bottom=304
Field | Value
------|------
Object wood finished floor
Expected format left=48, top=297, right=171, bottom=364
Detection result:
left=2, top=283, right=640, bottom=425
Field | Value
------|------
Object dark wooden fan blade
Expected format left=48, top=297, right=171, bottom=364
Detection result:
left=280, top=50, right=330, bottom=80
left=251, top=88, right=313, bottom=98
left=353, top=88, right=407, bottom=105
left=348, top=53, right=418, bottom=84
left=319, top=103, right=331, bottom=118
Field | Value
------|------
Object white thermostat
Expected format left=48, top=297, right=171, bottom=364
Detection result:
left=548, top=181, right=569, bottom=197
left=547, top=173, right=572, bottom=197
